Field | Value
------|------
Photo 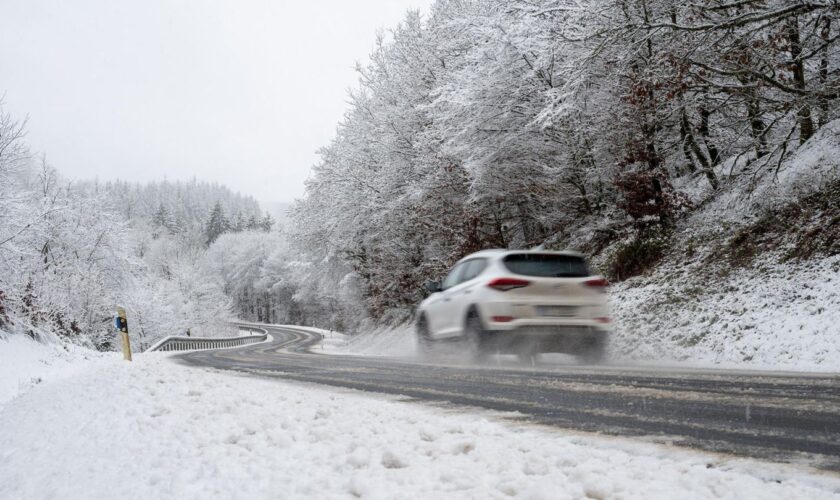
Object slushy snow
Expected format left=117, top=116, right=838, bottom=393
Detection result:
left=1, top=341, right=839, bottom=499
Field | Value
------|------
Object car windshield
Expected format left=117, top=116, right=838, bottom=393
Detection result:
left=502, top=253, right=590, bottom=278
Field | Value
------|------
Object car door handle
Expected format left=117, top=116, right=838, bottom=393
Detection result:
left=463, top=290, right=472, bottom=294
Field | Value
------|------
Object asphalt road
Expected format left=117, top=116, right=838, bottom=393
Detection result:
left=176, top=324, right=840, bottom=471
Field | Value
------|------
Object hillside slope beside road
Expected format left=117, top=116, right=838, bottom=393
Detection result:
left=604, top=125, right=840, bottom=370
left=2, top=337, right=840, bottom=499
left=610, top=253, right=840, bottom=370
left=178, top=325, right=840, bottom=472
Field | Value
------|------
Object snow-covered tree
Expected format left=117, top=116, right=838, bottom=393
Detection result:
left=286, top=0, right=840, bottom=327
left=205, top=201, right=230, bottom=245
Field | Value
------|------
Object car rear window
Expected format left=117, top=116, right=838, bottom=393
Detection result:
left=502, top=253, right=590, bottom=278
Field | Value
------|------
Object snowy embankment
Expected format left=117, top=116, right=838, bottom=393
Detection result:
left=608, top=121, right=840, bottom=372
left=0, top=334, right=107, bottom=407
left=3, top=342, right=840, bottom=499
left=321, top=323, right=415, bottom=357
left=610, top=254, right=840, bottom=371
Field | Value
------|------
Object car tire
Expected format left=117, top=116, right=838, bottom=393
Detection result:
left=416, top=315, right=433, bottom=357
left=577, top=339, right=606, bottom=364
left=464, top=310, right=488, bottom=362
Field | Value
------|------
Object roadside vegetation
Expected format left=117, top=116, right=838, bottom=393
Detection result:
left=0, top=105, right=273, bottom=349
left=285, top=0, right=840, bottom=331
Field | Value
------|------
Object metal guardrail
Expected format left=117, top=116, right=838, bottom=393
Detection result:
left=146, top=327, right=268, bottom=353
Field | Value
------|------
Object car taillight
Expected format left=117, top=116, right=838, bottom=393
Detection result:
left=491, top=315, right=515, bottom=323
left=487, top=277, right=530, bottom=292
left=584, top=278, right=610, bottom=291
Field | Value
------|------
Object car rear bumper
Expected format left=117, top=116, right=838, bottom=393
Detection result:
left=478, top=302, right=611, bottom=330
left=480, top=326, right=608, bottom=354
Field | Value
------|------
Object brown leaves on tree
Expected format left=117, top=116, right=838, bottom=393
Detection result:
left=614, top=170, right=692, bottom=229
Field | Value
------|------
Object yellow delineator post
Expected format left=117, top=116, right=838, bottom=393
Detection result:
left=116, top=306, right=132, bottom=361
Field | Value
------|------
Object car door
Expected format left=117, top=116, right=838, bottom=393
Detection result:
left=446, top=259, right=489, bottom=335
left=425, top=262, right=468, bottom=338
left=437, top=258, right=488, bottom=338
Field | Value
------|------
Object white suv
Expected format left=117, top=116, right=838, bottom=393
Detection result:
left=415, top=250, right=611, bottom=362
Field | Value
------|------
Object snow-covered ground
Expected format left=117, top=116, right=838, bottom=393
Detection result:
left=610, top=253, right=840, bottom=372
left=0, top=334, right=107, bottom=408
left=605, top=122, right=840, bottom=372
left=322, top=323, right=415, bottom=357
left=2, top=340, right=840, bottom=499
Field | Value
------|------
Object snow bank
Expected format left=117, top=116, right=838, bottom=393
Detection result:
left=606, top=123, right=840, bottom=372
left=2, top=355, right=839, bottom=499
left=610, top=253, right=840, bottom=371
left=323, top=323, right=416, bottom=357
left=0, top=334, right=108, bottom=408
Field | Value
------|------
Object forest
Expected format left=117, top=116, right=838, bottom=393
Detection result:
left=0, top=107, right=277, bottom=350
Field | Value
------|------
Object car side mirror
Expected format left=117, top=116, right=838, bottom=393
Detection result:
left=425, top=281, right=442, bottom=293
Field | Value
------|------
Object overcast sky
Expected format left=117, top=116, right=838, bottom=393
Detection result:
left=0, top=0, right=432, bottom=204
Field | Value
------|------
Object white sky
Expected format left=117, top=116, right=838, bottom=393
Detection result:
left=0, top=0, right=432, bottom=204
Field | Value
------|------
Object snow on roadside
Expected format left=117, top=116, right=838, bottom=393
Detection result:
left=280, top=325, right=354, bottom=353
left=0, top=334, right=108, bottom=408
left=610, top=253, right=840, bottom=372
left=604, top=125, right=840, bottom=372
left=321, top=323, right=416, bottom=357
left=2, top=354, right=840, bottom=499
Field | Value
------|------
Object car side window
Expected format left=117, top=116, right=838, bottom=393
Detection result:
left=441, top=262, right=467, bottom=290
left=460, top=258, right=487, bottom=283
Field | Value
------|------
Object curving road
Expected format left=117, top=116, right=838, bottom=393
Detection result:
left=176, top=324, right=840, bottom=471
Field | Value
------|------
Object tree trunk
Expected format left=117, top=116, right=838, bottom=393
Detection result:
left=682, top=109, right=719, bottom=190
left=787, top=16, right=814, bottom=144
left=679, top=108, right=698, bottom=175
left=698, top=106, right=720, bottom=166
left=746, top=93, right=769, bottom=158
left=819, top=16, right=832, bottom=128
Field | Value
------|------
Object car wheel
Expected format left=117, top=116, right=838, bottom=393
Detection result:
left=416, top=315, right=432, bottom=357
left=577, top=339, right=606, bottom=364
left=463, top=310, right=488, bottom=362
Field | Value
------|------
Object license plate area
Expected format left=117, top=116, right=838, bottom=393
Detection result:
left=535, top=305, right=578, bottom=317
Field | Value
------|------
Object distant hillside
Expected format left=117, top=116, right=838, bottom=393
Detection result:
left=78, top=179, right=263, bottom=233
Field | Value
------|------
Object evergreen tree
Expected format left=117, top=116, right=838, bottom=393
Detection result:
left=205, top=202, right=229, bottom=245
left=260, top=213, right=275, bottom=233
left=246, top=214, right=259, bottom=231
left=152, top=203, right=181, bottom=235
left=152, top=203, right=170, bottom=228
left=167, top=213, right=183, bottom=235
left=232, top=212, right=245, bottom=232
